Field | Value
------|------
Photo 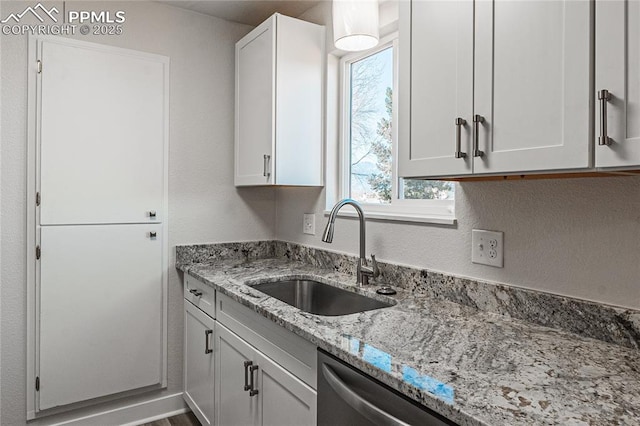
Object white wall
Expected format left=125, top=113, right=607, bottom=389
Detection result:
left=276, top=2, right=640, bottom=310
left=0, top=1, right=274, bottom=424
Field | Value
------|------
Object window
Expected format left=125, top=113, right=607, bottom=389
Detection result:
left=337, top=35, right=455, bottom=222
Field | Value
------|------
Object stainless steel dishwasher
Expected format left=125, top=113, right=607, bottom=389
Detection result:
left=317, top=350, right=456, bottom=426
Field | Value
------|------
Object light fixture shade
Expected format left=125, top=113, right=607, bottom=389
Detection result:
left=332, top=0, right=379, bottom=52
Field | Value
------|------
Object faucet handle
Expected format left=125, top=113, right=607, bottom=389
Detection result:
left=370, top=254, right=380, bottom=278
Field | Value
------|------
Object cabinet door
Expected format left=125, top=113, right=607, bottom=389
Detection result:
left=256, top=350, right=317, bottom=426
left=39, top=39, right=167, bottom=224
left=235, top=17, right=275, bottom=186
left=216, top=323, right=259, bottom=426
left=274, top=15, right=324, bottom=186
left=474, top=0, right=591, bottom=174
left=398, top=0, right=474, bottom=178
left=184, top=301, right=215, bottom=426
left=38, top=224, right=163, bottom=410
left=596, top=0, right=640, bottom=168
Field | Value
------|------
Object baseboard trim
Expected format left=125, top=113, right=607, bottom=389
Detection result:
left=125, top=407, right=189, bottom=426
left=50, top=393, right=187, bottom=426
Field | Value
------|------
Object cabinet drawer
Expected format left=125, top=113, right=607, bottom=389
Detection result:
left=184, top=273, right=215, bottom=319
left=217, top=292, right=317, bottom=389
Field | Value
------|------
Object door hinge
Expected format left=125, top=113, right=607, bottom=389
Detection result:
left=35, top=376, right=40, bottom=391
left=37, top=60, right=42, bottom=74
left=36, top=245, right=41, bottom=260
left=36, top=192, right=40, bottom=206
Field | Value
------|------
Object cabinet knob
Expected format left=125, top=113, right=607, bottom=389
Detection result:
left=149, top=210, right=157, bottom=218
left=149, top=231, right=157, bottom=238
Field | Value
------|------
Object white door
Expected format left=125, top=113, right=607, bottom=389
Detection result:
left=39, top=38, right=166, bottom=224
left=216, top=323, right=259, bottom=426
left=235, top=17, right=275, bottom=186
left=596, top=0, right=640, bottom=168
left=184, top=301, right=216, bottom=426
left=38, top=224, right=163, bottom=410
left=474, top=0, right=592, bottom=174
left=257, top=350, right=317, bottom=426
left=398, top=0, right=474, bottom=178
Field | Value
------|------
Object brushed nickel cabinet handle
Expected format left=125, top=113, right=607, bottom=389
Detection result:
left=473, top=114, right=485, bottom=158
left=598, top=89, right=612, bottom=146
left=204, top=329, right=213, bottom=354
left=455, top=117, right=467, bottom=159
left=244, top=361, right=252, bottom=391
left=249, top=365, right=259, bottom=396
left=263, top=154, right=271, bottom=177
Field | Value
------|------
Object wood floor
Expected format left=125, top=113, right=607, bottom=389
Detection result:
left=140, top=412, right=200, bottom=426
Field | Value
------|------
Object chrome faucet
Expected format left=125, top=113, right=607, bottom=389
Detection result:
left=322, top=199, right=379, bottom=286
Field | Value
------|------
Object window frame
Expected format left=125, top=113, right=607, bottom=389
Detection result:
left=335, top=33, right=456, bottom=224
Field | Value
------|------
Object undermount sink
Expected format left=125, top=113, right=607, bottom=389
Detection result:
left=251, top=279, right=394, bottom=316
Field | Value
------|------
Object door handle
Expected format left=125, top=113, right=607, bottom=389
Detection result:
left=473, top=114, right=485, bottom=158
left=321, top=364, right=410, bottom=426
left=454, top=117, right=467, bottom=159
left=244, top=361, right=252, bottom=391
left=189, top=288, right=202, bottom=297
left=204, top=329, right=213, bottom=354
left=598, top=89, right=612, bottom=146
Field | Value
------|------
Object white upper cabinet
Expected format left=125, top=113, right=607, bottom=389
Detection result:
left=398, top=0, right=473, bottom=177
left=399, top=0, right=592, bottom=178
left=474, top=0, right=591, bottom=174
left=235, top=14, right=324, bottom=186
left=39, top=39, right=167, bottom=224
left=596, top=0, right=640, bottom=169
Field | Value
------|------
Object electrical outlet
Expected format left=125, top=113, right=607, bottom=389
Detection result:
left=303, top=213, right=315, bottom=235
left=472, top=229, right=504, bottom=267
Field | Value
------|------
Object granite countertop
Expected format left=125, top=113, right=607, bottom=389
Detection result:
left=179, top=257, right=640, bottom=425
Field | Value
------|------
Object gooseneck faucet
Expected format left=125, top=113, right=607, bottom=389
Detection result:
left=322, top=199, right=379, bottom=286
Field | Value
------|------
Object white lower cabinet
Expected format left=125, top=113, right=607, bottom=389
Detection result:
left=184, top=300, right=216, bottom=426
left=183, top=275, right=317, bottom=426
left=216, top=322, right=258, bottom=426
left=216, top=322, right=316, bottom=426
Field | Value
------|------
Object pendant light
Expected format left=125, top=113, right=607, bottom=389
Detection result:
left=332, top=0, right=379, bottom=52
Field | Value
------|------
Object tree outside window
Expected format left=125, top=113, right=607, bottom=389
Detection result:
left=347, top=45, right=453, bottom=205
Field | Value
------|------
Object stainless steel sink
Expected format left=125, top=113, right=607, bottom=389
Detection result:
left=251, top=279, right=393, bottom=316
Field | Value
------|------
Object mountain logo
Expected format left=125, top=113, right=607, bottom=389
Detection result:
left=1, top=3, right=59, bottom=24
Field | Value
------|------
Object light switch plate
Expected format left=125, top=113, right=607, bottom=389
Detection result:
left=303, top=213, right=315, bottom=235
left=472, top=229, right=504, bottom=267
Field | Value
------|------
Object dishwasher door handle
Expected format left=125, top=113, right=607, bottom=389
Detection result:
left=321, top=364, right=411, bottom=426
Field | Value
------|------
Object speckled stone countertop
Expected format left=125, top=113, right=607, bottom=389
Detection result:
left=178, top=257, right=640, bottom=425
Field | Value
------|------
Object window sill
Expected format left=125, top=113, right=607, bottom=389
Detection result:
left=322, top=209, right=457, bottom=226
